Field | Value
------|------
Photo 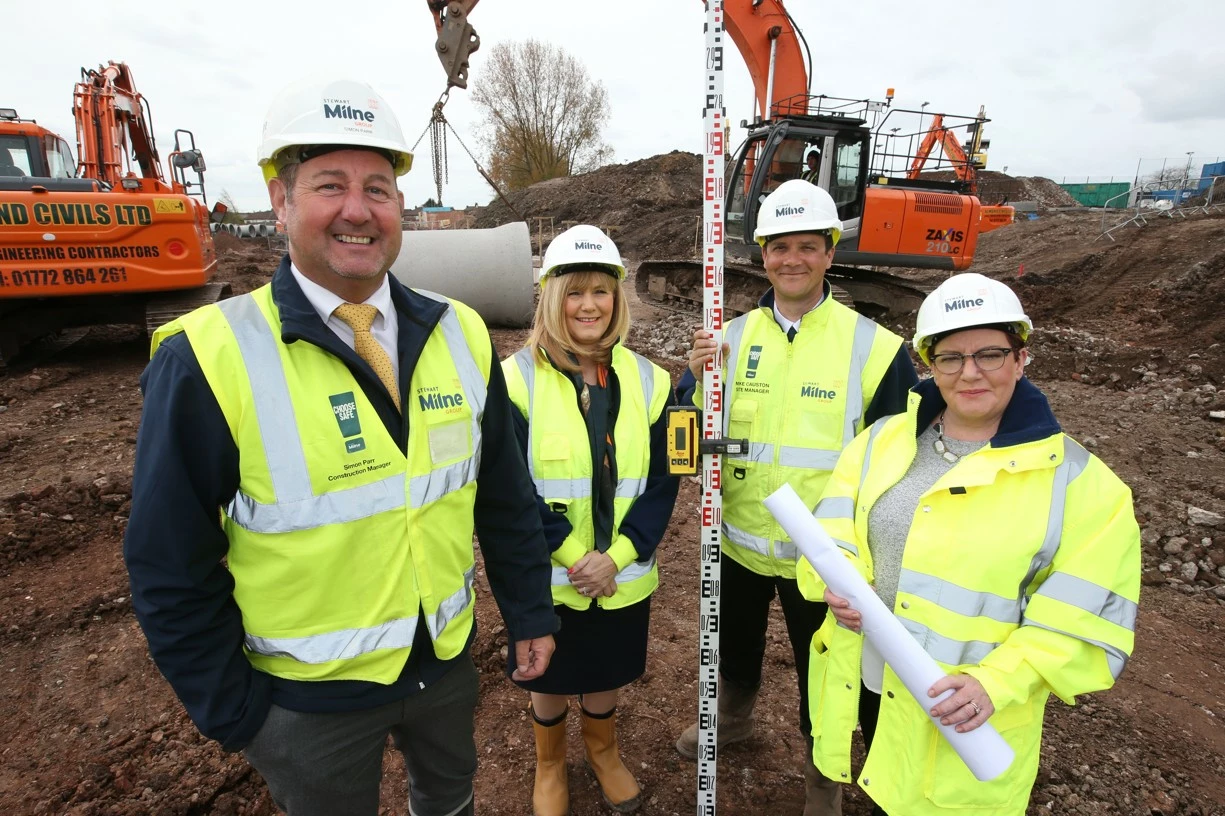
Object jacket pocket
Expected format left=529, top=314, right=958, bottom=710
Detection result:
left=727, top=400, right=758, bottom=468
left=539, top=433, right=571, bottom=462
left=923, top=693, right=1037, bottom=809
left=807, top=636, right=830, bottom=739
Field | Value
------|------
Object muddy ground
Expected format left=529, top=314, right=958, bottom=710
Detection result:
left=2, top=202, right=1225, bottom=815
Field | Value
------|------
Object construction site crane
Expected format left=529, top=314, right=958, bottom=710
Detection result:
left=0, top=61, right=227, bottom=366
left=634, top=0, right=1015, bottom=318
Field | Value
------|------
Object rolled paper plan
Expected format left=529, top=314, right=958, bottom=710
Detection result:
left=763, top=483, right=1015, bottom=782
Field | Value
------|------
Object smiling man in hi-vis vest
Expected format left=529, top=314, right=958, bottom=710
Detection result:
left=124, top=78, right=558, bottom=816
left=676, top=180, right=918, bottom=815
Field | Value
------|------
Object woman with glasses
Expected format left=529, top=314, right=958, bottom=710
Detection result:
left=797, top=273, right=1140, bottom=816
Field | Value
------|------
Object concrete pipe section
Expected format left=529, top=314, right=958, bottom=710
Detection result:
left=390, top=222, right=536, bottom=328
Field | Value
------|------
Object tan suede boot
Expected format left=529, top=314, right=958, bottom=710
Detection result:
left=531, top=707, right=569, bottom=816
left=803, top=759, right=843, bottom=816
left=675, top=677, right=759, bottom=759
left=580, top=707, right=641, bottom=813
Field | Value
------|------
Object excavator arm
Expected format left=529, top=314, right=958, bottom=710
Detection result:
left=428, top=0, right=481, bottom=90
left=723, top=0, right=809, bottom=119
left=907, top=107, right=989, bottom=195
left=73, top=61, right=165, bottom=188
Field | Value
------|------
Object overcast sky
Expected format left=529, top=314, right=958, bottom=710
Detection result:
left=10, top=0, right=1222, bottom=212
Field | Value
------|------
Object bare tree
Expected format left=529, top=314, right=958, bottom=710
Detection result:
left=471, top=40, right=613, bottom=191
left=1142, top=163, right=1197, bottom=189
left=217, top=189, right=245, bottom=224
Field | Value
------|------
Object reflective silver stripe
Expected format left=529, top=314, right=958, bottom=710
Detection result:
left=900, top=617, right=998, bottom=667
left=535, top=478, right=592, bottom=500
left=424, top=567, right=476, bottom=640
left=246, top=615, right=418, bottom=664
left=616, top=476, right=649, bottom=499
left=550, top=553, right=658, bottom=586
left=1032, top=571, right=1138, bottom=632
left=898, top=568, right=1022, bottom=624
left=720, top=314, right=750, bottom=436
left=218, top=295, right=313, bottom=503
left=417, top=291, right=488, bottom=474
left=1025, top=620, right=1129, bottom=679
left=410, top=458, right=479, bottom=508
left=1018, top=438, right=1092, bottom=609
left=840, top=314, right=879, bottom=445
left=778, top=445, right=841, bottom=470
left=857, top=416, right=892, bottom=496
left=246, top=570, right=474, bottom=663
left=832, top=537, right=859, bottom=557
left=722, top=521, right=771, bottom=556
left=723, top=521, right=797, bottom=561
left=730, top=442, right=774, bottom=464
left=814, top=496, right=855, bottom=520
left=230, top=476, right=406, bottom=534
left=629, top=349, right=656, bottom=425
left=513, top=348, right=539, bottom=482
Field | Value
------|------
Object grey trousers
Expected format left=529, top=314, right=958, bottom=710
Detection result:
left=243, top=656, right=479, bottom=816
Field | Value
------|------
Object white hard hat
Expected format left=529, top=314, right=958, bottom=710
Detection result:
left=540, top=225, right=626, bottom=285
left=754, top=179, right=843, bottom=247
left=912, top=272, right=1033, bottom=364
left=258, top=78, right=414, bottom=182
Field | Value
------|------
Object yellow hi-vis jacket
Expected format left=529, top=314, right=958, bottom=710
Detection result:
left=503, top=345, right=671, bottom=611
left=151, top=284, right=492, bottom=684
left=694, top=292, right=905, bottom=578
left=798, top=381, right=1141, bottom=815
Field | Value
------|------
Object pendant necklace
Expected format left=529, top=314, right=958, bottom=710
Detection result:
left=933, top=412, right=960, bottom=463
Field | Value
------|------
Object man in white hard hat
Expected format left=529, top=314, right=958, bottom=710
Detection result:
left=125, top=78, right=558, bottom=816
left=676, top=179, right=918, bottom=815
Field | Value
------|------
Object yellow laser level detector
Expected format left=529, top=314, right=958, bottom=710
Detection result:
left=666, top=406, right=748, bottom=476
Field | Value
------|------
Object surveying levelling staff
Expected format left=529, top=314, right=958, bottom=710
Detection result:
left=123, top=77, right=558, bottom=816
left=801, top=273, right=1140, bottom=815
left=675, top=179, right=918, bottom=815
left=503, top=226, right=679, bottom=816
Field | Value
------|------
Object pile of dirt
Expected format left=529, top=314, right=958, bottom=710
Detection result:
left=476, top=160, right=1085, bottom=263
left=958, top=210, right=1225, bottom=373
left=920, top=169, right=1082, bottom=208
left=472, top=152, right=703, bottom=259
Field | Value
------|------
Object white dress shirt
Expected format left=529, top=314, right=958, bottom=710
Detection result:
left=289, top=264, right=400, bottom=382
left=772, top=289, right=825, bottom=337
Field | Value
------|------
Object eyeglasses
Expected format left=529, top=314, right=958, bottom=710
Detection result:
left=929, top=347, right=1015, bottom=375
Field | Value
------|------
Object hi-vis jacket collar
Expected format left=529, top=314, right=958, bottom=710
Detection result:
left=270, top=255, right=447, bottom=346
left=910, top=377, right=1061, bottom=449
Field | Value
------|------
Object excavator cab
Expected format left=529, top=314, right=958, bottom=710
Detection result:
left=725, top=115, right=870, bottom=264
left=0, top=110, right=76, bottom=181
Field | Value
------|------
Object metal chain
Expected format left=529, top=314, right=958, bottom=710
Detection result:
left=430, top=102, right=448, bottom=206
left=410, top=88, right=526, bottom=221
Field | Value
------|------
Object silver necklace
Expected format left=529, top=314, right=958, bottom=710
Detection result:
left=933, top=412, right=960, bottom=463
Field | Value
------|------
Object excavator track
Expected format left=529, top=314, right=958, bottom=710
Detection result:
left=143, top=282, right=232, bottom=337
left=633, top=258, right=928, bottom=320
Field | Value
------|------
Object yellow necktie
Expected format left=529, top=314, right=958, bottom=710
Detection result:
left=332, top=303, right=401, bottom=411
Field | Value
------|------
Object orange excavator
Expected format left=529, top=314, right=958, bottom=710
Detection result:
left=0, top=60, right=227, bottom=365
left=634, top=0, right=1015, bottom=317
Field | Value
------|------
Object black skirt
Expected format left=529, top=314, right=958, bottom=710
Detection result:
left=509, top=596, right=651, bottom=695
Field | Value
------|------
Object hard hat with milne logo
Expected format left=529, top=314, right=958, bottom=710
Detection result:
left=753, top=179, right=843, bottom=247
left=257, top=78, right=414, bottom=182
left=539, top=224, right=626, bottom=284
left=912, top=272, right=1033, bottom=363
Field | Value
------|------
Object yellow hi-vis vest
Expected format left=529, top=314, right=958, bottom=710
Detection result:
left=694, top=296, right=904, bottom=578
left=151, top=284, right=493, bottom=684
left=503, top=345, right=671, bottom=611
left=799, top=390, right=1141, bottom=816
